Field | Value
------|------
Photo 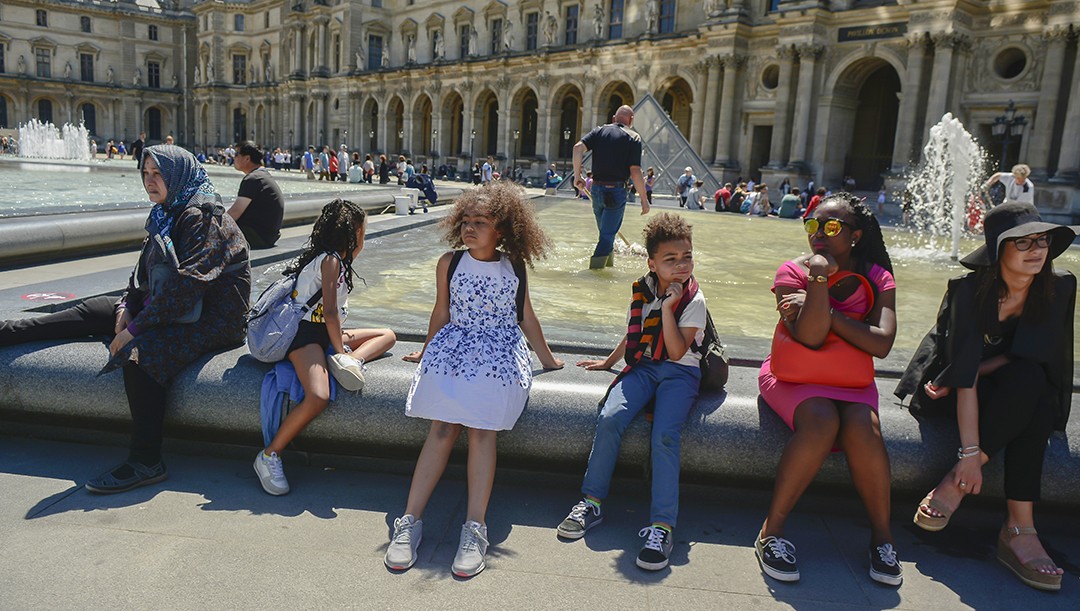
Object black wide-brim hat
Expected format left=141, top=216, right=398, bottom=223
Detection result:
left=960, top=202, right=1080, bottom=269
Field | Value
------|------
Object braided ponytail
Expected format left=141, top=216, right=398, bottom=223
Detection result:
left=286, top=199, right=367, bottom=291
left=823, top=192, right=893, bottom=275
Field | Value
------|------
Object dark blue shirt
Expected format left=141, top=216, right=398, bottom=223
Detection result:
left=581, top=123, right=642, bottom=183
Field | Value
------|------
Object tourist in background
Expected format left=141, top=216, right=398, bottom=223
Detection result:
left=685, top=180, right=706, bottom=210
left=803, top=187, right=827, bottom=218
left=471, top=162, right=482, bottom=185
left=778, top=187, right=804, bottom=219
left=227, top=141, right=285, bottom=249
left=338, top=145, right=350, bottom=182
left=378, top=154, right=390, bottom=184
left=319, top=146, right=332, bottom=180
left=303, top=146, right=316, bottom=180
left=984, top=164, right=1035, bottom=206
left=481, top=156, right=494, bottom=185
left=645, top=167, right=656, bottom=205
left=573, top=105, right=650, bottom=269
left=363, top=154, right=375, bottom=183
left=896, top=202, right=1076, bottom=592
left=675, top=167, right=695, bottom=207
left=714, top=182, right=732, bottom=212
left=756, top=193, right=901, bottom=587
left=131, top=133, right=146, bottom=169
left=348, top=152, right=363, bottom=183
left=0, top=145, right=251, bottom=494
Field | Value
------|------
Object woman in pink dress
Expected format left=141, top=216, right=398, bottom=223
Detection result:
left=754, top=193, right=902, bottom=587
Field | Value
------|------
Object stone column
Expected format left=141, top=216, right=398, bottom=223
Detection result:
left=378, top=97, right=390, bottom=153
left=497, top=108, right=510, bottom=159
left=462, top=96, right=476, bottom=162
left=699, top=57, right=722, bottom=164
left=787, top=43, right=823, bottom=169
left=403, top=109, right=415, bottom=155
left=766, top=45, right=796, bottom=168
left=293, top=95, right=304, bottom=149
left=689, top=60, right=708, bottom=154
left=1053, top=48, right=1080, bottom=182
left=1027, top=26, right=1070, bottom=180
left=924, top=32, right=961, bottom=143
left=293, top=27, right=304, bottom=76
left=537, top=99, right=553, bottom=164
left=317, top=23, right=327, bottom=71
left=714, top=54, right=744, bottom=166
left=890, top=33, right=928, bottom=173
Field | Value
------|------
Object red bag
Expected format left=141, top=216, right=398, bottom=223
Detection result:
left=769, top=271, right=876, bottom=388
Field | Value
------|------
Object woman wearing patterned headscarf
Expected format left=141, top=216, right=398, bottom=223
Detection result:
left=0, top=145, right=250, bottom=493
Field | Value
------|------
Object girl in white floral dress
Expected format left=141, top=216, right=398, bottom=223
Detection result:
left=386, top=182, right=564, bottom=578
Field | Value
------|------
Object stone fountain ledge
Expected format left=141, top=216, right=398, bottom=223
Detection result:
left=0, top=183, right=463, bottom=266
left=1, top=336, right=1078, bottom=506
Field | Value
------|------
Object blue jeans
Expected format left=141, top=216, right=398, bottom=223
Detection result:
left=590, top=184, right=627, bottom=259
left=581, top=359, right=701, bottom=528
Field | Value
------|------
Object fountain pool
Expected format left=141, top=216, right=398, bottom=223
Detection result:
left=252, top=200, right=1080, bottom=357
left=0, top=161, right=398, bottom=217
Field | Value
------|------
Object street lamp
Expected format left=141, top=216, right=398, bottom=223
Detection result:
left=431, top=129, right=438, bottom=170
left=991, top=100, right=1027, bottom=171
left=562, top=127, right=571, bottom=180
left=470, top=128, right=476, bottom=170
left=513, top=129, right=520, bottom=183
left=398, top=129, right=404, bottom=154
left=343, top=129, right=348, bottom=148
left=369, top=129, right=375, bottom=153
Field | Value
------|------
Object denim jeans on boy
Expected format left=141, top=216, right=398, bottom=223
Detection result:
left=581, top=359, right=701, bottom=528
left=590, top=184, right=627, bottom=259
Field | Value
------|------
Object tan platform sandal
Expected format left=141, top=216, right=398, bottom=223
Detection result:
left=913, top=495, right=952, bottom=532
left=996, top=526, right=1062, bottom=592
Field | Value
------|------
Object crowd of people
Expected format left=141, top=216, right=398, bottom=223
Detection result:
left=0, top=134, right=1074, bottom=591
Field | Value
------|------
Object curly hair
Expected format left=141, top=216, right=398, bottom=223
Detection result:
left=440, top=181, right=553, bottom=266
left=286, top=199, right=367, bottom=291
left=643, top=212, right=694, bottom=257
left=821, top=192, right=893, bottom=275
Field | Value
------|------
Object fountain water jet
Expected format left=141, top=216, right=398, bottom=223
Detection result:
left=902, top=113, right=990, bottom=260
left=16, top=119, right=93, bottom=161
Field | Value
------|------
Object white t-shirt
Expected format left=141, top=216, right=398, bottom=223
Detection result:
left=292, top=252, right=349, bottom=324
left=998, top=174, right=1035, bottom=205
left=628, top=288, right=707, bottom=369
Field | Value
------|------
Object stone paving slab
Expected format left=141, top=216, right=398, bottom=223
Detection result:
left=1, top=436, right=1077, bottom=610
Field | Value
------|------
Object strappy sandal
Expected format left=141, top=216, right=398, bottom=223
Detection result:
left=913, top=494, right=953, bottom=532
left=996, top=526, right=1062, bottom=592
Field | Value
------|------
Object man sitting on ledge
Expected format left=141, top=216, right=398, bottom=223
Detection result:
left=228, top=141, right=285, bottom=249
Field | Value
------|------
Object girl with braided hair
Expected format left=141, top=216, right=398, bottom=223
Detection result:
left=254, top=199, right=396, bottom=496
left=754, top=193, right=902, bottom=587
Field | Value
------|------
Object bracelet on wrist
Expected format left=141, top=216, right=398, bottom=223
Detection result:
left=808, top=274, right=828, bottom=284
left=957, top=446, right=981, bottom=460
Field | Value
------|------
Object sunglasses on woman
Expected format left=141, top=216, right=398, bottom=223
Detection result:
left=1008, top=234, right=1051, bottom=252
left=803, top=217, right=854, bottom=237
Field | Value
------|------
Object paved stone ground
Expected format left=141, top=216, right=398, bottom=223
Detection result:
left=1, top=434, right=1077, bottom=610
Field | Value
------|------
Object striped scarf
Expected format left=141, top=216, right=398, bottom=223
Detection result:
left=608, top=272, right=698, bottom=391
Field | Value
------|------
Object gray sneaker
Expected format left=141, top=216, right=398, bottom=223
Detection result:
left=557, top=499, right=604, bottom=540
left=452, top=521, right=489, bottom=577
left=384, top=515, right=423, bottom=570
left=253, top=451, right=289, bottom=495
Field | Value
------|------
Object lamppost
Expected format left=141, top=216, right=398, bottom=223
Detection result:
left=512, top=129, right=520, bottom=183
left=369, top=129, right=375, bottom=153
left=398, top=129, right=404, bottom=155
left=562, top=127, right=571, bottom=180
left=270, top=128, right=275, bottom=148
left=991, top=100, right=1027, bottom=171
left=470, top=128, right=476, bottom=170
left=288, top=129, right=294, bottom=153
left=431, top=129, right=438, bottom=171
left=216, top=129, right=221, bottom=148
left=343, top=129, right=348, bottom=148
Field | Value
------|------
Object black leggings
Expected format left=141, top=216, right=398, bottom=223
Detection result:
left=1, top=295, right=169, bottom=465
left=0, top=295, right=116, bottom=346
left=977, top=359, right=1056, bottom=501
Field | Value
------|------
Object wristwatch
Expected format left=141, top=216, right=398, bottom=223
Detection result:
left=807, top=275, right=828, bottom=284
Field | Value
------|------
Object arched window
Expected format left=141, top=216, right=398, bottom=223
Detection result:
left=520, top=94, right=538, bottom=156
left=0, top=97, right=8, bottom=129
left=38, top=99, right=54, bottom=124
left=147, top=107, right=162, bottom=141
left=80, top=103, right=97, bottom=135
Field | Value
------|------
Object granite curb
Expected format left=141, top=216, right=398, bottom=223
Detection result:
left=1, top=337, right=1077, bottom=506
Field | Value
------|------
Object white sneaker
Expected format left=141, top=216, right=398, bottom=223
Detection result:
left=452, top=520, right=489, bottom=577
left=253, top=451, right=289, bottom=495
left=384, top=515, right=423, bottom=570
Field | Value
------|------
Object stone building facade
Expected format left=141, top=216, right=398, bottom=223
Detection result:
left=0, top=0, right=195, bottom=146
left=2, top=1, right=1079, bottom=218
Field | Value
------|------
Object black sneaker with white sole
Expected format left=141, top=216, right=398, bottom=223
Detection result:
left=755, top=535, right=799, bottom=582
left=557, top=499, right=603, bottom=540
left=869, top=543, right=903, bottom=586
left=635, top=525, right=674, bottom=571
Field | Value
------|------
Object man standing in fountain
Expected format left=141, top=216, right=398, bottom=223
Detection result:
left=131, top=132, right=146, bottom=169
left=573, top=105, right=650, bottom=269
left=227, top=141, right=285, bottom=249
